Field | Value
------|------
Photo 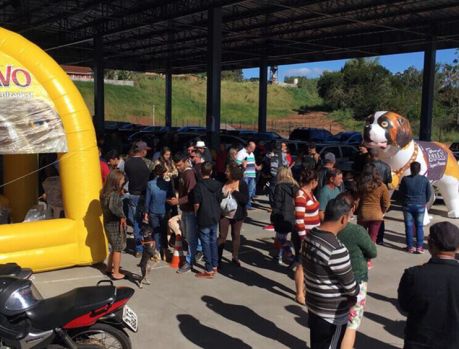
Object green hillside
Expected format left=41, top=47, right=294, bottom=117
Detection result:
left=74, top=76, right=321, bottom=126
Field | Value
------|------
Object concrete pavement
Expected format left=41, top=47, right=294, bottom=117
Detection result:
left=32, top=196, right=456, bottom=348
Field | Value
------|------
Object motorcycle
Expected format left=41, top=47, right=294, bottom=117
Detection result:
left=0, top=265, right=137, bottom=349
left=0, top=263, right=32, bottom=280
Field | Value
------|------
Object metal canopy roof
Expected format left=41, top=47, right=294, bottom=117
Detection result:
left=1, top=0, right=459, bottom=74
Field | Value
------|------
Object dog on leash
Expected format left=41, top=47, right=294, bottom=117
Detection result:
left=138, top=223, right=156, bottom=288
left=363, top=111, right=459, bottom=218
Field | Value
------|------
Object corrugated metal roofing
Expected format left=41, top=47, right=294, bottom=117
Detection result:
left=1, top=0, right=458, bottom=73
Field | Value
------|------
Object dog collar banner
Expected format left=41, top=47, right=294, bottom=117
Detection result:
left=418, top=141, right=448, bottom=182
left=0, top=52, right=67, bottom=154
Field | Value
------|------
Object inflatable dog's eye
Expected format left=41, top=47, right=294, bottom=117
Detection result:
left=381, top=121, right=389, bottom=128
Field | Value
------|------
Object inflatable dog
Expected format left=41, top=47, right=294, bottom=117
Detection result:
left=364, top=111, right=459, bottom=218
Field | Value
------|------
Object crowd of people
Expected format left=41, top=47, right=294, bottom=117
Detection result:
left=97, top=135, right=459, bottom=349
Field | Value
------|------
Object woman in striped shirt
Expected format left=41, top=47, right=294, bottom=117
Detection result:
left=293, top=169, right=321, bottom=305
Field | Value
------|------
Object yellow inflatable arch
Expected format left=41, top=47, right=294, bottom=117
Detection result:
left=0, top=28, right=107, bottom=271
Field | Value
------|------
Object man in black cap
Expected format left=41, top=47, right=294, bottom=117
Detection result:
left=398, top=221, right=459, bottom=349
left=124, top=141, right=154, bottom=257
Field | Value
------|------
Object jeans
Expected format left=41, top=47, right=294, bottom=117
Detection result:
left=199, top=224, right=219, bottom=272
left=403, top=204, right=425, bottom=248
left=268, top=177, right=277, bottom=208
left=244, top=177, right=256, bottom=208
left=127, top=194, right=143, bottom=253
left=181, top=211, right=202, bottom=265
left=148, top=213, right=166, bottom=252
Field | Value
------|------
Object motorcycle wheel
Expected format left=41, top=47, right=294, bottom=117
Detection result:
left=70, top=323, right=132, bottom=349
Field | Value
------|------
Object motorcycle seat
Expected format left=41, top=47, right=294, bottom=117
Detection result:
left=0, top=263, right=33, bottom=279
left=0, top=263, right=21, bottom=275
left=26, top=286, right=116, bottom=331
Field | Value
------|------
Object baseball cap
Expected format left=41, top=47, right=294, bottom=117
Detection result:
left=429, top=222, right=459, bottom=251
left=195, top=140, right=206, bottom=148
left=135, top=141, right=151, bottom=151
left=323, top=152, right=336, bottom=163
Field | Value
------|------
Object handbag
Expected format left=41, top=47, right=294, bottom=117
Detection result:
left=220, top=192, right=238, bottom=217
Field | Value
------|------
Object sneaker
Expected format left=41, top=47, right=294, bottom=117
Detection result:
left=278, top=258, right=289, bottom=267
left=176, top=263, right=192, bottom=274
left=134, top=252, right=142, bottom=258
left=195, top=251, right=204, bottom=262
left=416, top=247, right=425, bottom=254
left=263, top=225, right=275, bottom=231
left=407, top=247, right=416, bottom=254
left=195, top=271, right=215, bottom=279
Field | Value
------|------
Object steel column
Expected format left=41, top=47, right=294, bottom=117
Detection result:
left=258, top=62, right=268, bottom=133
left=93, top=34, right=105, bottom=136
left=419, top=41, right=436, bottom=141
left=165, top=71, right=172, bottom=128
left=206, top=6, right=222, bottom=151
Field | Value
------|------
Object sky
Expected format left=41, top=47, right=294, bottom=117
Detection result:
left=242, top=49, right=458, bottom=81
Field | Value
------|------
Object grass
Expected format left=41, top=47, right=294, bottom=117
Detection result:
left=74, top=76, right=322, bottom=126
left=75, top=77, right=458, bottom=140
left=327, top=109, right=365, bottom=132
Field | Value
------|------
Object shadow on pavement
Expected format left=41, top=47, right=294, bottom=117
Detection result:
left=364, top=311, right=405, bottom=339
left=90, top=262, right=141, bottom=288
left=367, top=292, right=399, bottom=308
left=244, top=216, right=269, bottom=228
left=218, top=259, right=295, bottom=301
left=380, top=241, right=406, bottom=252
left=177, top=314, right=252, bottom=349
left=384, top=230, right=407, bottom=245
left=285, top=304, right=309, bottom=328
left=237, top=237, right=294, bottom=276
left=356, top=332, right=401, bottom=349
left=384, top=216, right=405, bottom=223
left=202, top=296, right=308, bottom=348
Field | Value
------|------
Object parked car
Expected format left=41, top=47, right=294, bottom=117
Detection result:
left=237, top=130, right=285, bottom=141
left=176, top=126, right=206, bottom=133
left=118, top=123, right=143, bottom=132
left=127, top=126, right=166, bottom=142
left=334, top=131, right=363, bottom=145
left=315, top=143, right=358, bottom=172
left=289, top=127, right=334, bottom=143
left=104, top=121, right=131, bottom=131
left=273, top=140, right=357, bottom=172
left=450, top=142, right=459, bottom=160
left=274, top=140, right=309, bottom=159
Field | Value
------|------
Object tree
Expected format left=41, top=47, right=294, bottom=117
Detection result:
left=103, top=69, right=134, bottom=80
left=317, top=58, right=392, bottom=119
left=317, top=71, right=346, bottom=109
left=221, top=69, right=243, bottom=81
left=437, top=50, right=459, bottom=126
left=388, top=67, right=423, bottom=120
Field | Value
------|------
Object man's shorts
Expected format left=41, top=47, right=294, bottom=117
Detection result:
left=347, top=281, right=367, bottom=330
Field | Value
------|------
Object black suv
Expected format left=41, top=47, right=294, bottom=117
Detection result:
left=289, top=128, right=334, bottom=143
left=450, top=142, right=459, bottom=160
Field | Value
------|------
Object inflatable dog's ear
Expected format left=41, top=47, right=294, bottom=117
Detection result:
left=395, top=114, right=413, bottom=148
